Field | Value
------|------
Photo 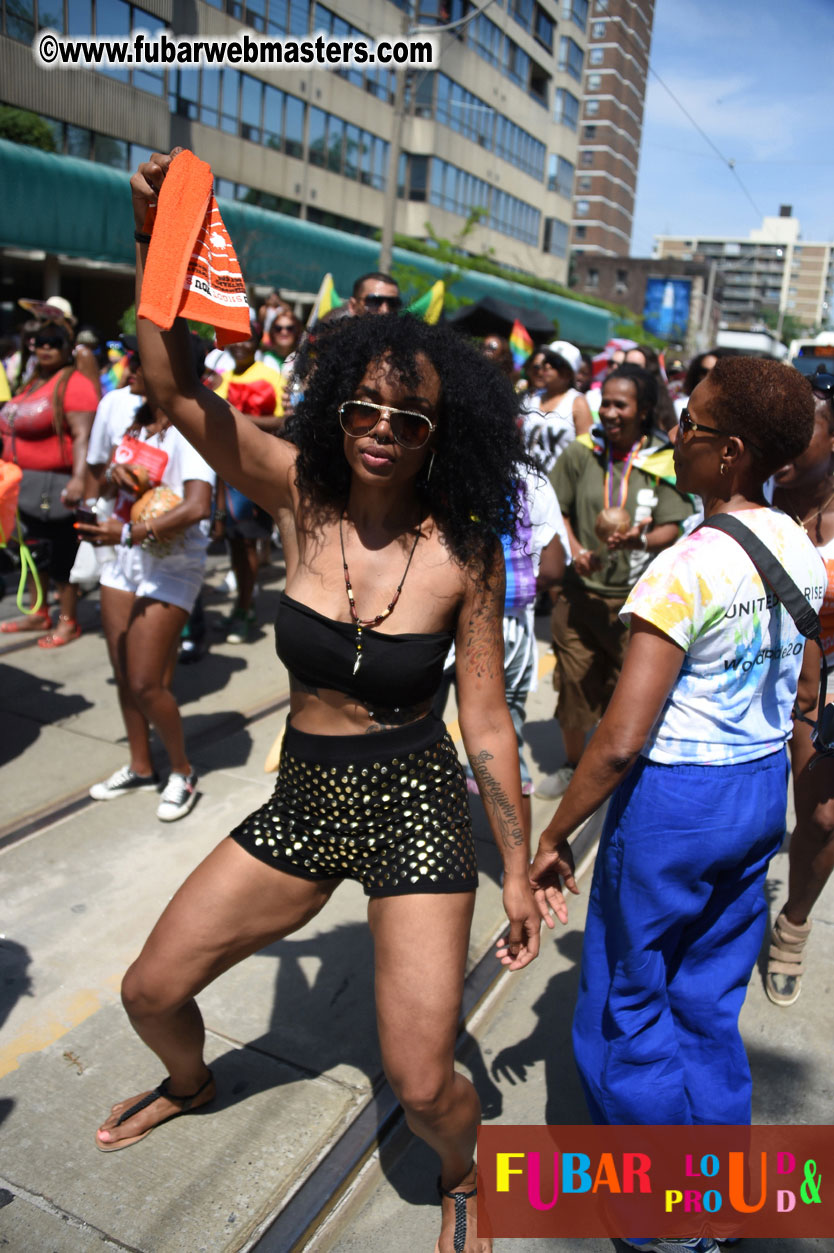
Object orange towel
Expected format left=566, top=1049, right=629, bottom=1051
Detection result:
left=139, top=150, right=250, bottom=348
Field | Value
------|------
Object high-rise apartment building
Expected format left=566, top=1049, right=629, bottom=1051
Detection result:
left=0, top=0, right=591, bottom=288
left=570, top=0, right=654, bottom=257
left=655, top=208, right=834, bottom=333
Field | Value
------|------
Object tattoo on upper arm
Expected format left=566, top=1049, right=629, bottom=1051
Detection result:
left=462, top=566, right=504, bottom=681
left=467, top=748, right=524, bottom=850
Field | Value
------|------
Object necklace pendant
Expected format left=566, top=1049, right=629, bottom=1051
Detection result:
left=353, top=650, right=362, bottom=676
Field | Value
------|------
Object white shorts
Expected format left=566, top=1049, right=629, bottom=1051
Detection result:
left=99, top=545, right=205, bottom=613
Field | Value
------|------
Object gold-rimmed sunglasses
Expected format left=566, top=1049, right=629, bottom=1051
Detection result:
left=338, top=400, right=436, bottom=450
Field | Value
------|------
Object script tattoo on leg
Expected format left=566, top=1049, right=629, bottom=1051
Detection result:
left=467, top=748, right=524, bottom=850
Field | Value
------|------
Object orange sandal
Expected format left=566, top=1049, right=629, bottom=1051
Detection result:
left=38, top=616, right=81, bottom=649
left=1, top=608, right=52, bottom=634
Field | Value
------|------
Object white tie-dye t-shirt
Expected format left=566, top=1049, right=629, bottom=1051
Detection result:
left=621, top=507, right=826, bottom=765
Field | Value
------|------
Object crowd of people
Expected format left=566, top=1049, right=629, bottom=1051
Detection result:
left=2, top=150, right=833, bottom=1253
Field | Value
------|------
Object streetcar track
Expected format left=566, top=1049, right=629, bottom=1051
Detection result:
left=0, top=685, right=292, bottom=851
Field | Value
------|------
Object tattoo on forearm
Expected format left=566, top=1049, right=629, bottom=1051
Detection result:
left=467, top=748, right=525, bottom=850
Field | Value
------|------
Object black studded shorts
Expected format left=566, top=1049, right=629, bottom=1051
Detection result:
left=230, top=715, right=479, bottom=897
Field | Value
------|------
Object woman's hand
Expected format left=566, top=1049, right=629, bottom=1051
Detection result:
left=572, top=547, right=601, bottom=577
left=75, top=517, right=123, bottom=546
left=130, top=150, right=182, bottom=231
left=62, top=475, right=85, bottom=508
left=107, top=463, right=146, bottom=495
left=494, top=873, right=542, bottom=971
left=528, top=839, right=579, bottom=927
left=607, top=518, right=650, bottom=552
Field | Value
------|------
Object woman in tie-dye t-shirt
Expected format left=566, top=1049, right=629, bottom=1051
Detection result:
left=765, top=376, right=834, bottom=1007
left=520, top=358, right=822, bottom=1150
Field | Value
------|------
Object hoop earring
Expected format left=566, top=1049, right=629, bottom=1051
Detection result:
left=425, top=449, right=435, bottom=483
left=720, top=463, right=728, bottom=477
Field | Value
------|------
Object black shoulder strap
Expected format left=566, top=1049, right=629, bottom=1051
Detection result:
left=698, top=514, right=821, bottom=641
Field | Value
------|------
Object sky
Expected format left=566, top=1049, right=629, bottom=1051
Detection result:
left=630, top=0, right=834, bottom=255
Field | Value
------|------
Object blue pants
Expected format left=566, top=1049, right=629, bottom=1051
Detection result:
left=573, top=750, right=788, bottom=1126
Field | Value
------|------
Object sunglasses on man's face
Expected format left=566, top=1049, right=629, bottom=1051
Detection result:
left=338, top=399, right=435, bottom=450
left=362, top=294, right=402, bottom=312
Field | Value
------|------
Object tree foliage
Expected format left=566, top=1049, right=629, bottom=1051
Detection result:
left=0, top=107, right=57, bottom=153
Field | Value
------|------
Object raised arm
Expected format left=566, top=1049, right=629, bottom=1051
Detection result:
left=130, top=152, right=295, bottom=517
left=454, top=547, right=540, bottom=970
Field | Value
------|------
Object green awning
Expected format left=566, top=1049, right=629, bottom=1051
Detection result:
left=0, top=139, right=614, bottom=346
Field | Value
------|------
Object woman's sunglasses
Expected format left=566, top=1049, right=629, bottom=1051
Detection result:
left=338, top=400, right=435, bottom=450
left=273, top=323, right=297, bottom=333
left=679, top=406, right=763, bottom=456
left=34, top=333, right=68, bottom=349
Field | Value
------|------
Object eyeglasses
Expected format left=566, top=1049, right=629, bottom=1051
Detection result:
left=679, top=407, right=764, bottom=456
left=362, top=294, right=402, bottom=312
left=812, top=371, right=834, bottom=397
left=34, top=333, right=67, bottom=349
left=273, top=323, right=296, bottom=333
left=338, top=399, right=435, bottom=450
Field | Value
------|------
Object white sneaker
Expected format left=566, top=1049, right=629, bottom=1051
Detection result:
left=535, top=765, right=575, bottom=799
left=156, top=772, right=199, bottom=822
left=90, top=764, right=159, bottom=801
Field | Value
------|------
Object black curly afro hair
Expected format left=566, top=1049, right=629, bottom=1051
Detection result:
left=703, top=356, right=815, bottom=476
left=288, top=313, right=528, bottom=576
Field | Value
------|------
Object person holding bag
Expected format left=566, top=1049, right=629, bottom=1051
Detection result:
left=0, top=322, right=96, bottom=645
left=79, top=400, right=214, bottom=822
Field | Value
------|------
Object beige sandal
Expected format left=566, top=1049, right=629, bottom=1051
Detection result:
left=765, top=909, right=811, bottom=1007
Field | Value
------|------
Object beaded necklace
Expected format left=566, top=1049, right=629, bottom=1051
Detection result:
left=603, top=435, right=645, bottom=509
left=339, top=512, right=421, bottom=675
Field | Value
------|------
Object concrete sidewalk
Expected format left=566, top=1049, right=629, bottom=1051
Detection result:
left=1, top=556, right=832, bottom=1253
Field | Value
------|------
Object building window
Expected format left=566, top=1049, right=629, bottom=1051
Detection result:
left=534, top=4, right=554, bottom=51
left=407, top=154, right=428, bottom=201
left=548, top=154, right=575, bottom=198
left=559, top=35, right=584, bottom=81
left=615, top=268, right=629, bottom=293
left=510, top=0, right=534, bottom=32
left=561, top=0, right=588, bottom=31
left=589, top=48, right=604, bottom=65
left=554, top=87, right=580, bottom=130
left=544, top=217, right=570, bottom=257
left=581, top=149, right=594, bottom=166
left=529, top=60, right=551, bottom=108
left=574, top=225, right=587, bottom=240
left=587, top=72, right=602, bottom=89
left=595, top=0, right=608, bottom=10
left=583, top=124, right=597, bottom=140
left=592, top=20, right=605, bottom=36
left=576, top=199, right=590, bottom=215
left=578, top=175, right=592, bottom=192
left=585, top=267, right=599, bottom=288
left=430, top=157, right=541, bottom=246
left=586, top=100, right=599, bottom=116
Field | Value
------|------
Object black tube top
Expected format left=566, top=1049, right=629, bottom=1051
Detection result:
left=275, top=592, right=454, bottom=708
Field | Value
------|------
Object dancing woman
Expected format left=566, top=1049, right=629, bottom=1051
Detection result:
left=94, top=152, right=540, bottom=1253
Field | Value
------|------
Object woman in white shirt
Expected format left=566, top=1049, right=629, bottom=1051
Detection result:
left=521, top=343, right=592, bottom=472
left=78, top=403, right=215, bottom=822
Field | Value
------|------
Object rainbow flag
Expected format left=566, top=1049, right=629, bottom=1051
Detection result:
left=509, top=319, right=534, bottom=371
left=407, top=280, right=445, bottom=324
